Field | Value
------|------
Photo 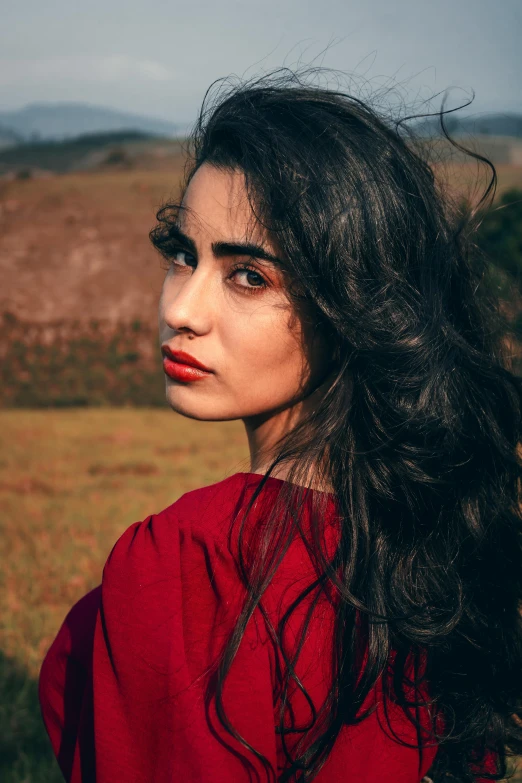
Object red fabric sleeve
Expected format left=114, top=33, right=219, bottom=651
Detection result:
left=38, top=585, right=100, bottom=782
left=38, top=474, right=497, bottom=783
left=39, top=511, right=278, bottom=783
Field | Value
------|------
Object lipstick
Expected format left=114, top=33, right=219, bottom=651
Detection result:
left=161, top=346, right=212, bottom=383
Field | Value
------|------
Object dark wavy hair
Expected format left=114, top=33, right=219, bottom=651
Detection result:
left=149, top=67, right=522, bottom=782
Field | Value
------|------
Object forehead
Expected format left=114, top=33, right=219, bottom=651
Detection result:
left=179, top=163, right=267, bottom=244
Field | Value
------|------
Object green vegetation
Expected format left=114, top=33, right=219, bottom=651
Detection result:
left=0, top=652, right=61, bottom=782
left=473, top=188, right=522, bottom=374
left=0, top=314, right=166, bottom=408
left=476, top=188, right=522, bottom=298
left=0, top=131, right=158, bottom=174
left=0, top=408, right=250, bottom=782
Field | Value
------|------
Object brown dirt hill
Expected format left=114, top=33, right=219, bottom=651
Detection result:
left=0, top=164, right=185, bottom=328
left=1, top=161, right=522, bottom=330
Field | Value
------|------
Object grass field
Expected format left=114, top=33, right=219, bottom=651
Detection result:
left=2, top=408, right=522, bottom=781
left=0, top=407, right=250, bottom=782
left=2, top=141, right=522, bottom=779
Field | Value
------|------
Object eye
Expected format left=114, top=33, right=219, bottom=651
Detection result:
left=230, top=263, right=268, bottom=294
left=170, top=249, right=196, bottom=268
left=160, top=247, right=196, bottom=273
left=164, top=248, right=269, bottom=295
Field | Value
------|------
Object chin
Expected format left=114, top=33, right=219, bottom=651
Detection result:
left=165, top=386, right=204, bottom=420
left=164, top=386, right=230, bottom=422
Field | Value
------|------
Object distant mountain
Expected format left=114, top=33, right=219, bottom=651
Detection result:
left=0, top=124, right=23, bottom=150
left=412, top=112, right=522, bottom=139
left=0, top=102, right=185, bottom=141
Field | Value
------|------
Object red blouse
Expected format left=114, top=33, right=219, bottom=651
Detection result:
left=38, top=471, right=491, bottom=782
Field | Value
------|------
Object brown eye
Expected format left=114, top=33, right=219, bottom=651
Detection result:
left=229, top=263, right=269, bottom=295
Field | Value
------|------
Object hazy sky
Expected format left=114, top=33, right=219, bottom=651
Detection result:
left=1, top=0, right=520, bottom=124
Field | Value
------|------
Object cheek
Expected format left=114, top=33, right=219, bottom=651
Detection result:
left=224, top=308, right=307, bottom=402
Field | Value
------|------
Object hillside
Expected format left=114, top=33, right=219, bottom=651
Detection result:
left=1, top=159, right=521, bottom=406
left=0, top=166, right=185, bottom=327
left=0, top=102, right=185, bottom=142
left=1, top=161, right=522, bottom=330
left=0, top=131, right=186, bottom=175
left=414, top=112, right=522, bottom=138
left=0, top=125, right=22, bottom=150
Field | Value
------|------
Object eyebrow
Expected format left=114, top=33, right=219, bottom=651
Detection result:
left=168, top=223, right=285, bottom=267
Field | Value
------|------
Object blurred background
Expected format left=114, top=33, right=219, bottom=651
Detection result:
left=1, top=1, right=521, bottom=780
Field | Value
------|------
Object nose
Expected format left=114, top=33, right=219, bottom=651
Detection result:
left=160, top=264, right=214, bottom=336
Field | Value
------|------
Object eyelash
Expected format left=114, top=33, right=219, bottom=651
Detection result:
left=162, top=247, right=269, bottom=295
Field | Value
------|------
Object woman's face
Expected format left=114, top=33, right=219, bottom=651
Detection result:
left=158, top=162, right=332, bottom=423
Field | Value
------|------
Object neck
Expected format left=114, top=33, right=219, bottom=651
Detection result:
left=242, top=372, right=337, bottom=491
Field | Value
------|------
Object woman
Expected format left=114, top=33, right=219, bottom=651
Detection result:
left=38, top=68, right=522, bottom=782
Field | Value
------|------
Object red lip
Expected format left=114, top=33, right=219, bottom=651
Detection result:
left=161, top=346, right=212, bottom=372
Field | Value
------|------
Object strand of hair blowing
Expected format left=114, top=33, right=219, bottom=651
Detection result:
left=150, top=66, right=522, bottom=782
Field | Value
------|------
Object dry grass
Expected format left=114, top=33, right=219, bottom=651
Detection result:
left=2, top=409, right=522, bottom=781
left=0, top=407, right=250, bottom=674
left=431, top=161, right=522, bottom=205
left=2, top=155, right=522, bottom=779
left=0, top=408, right=249, bottom=782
